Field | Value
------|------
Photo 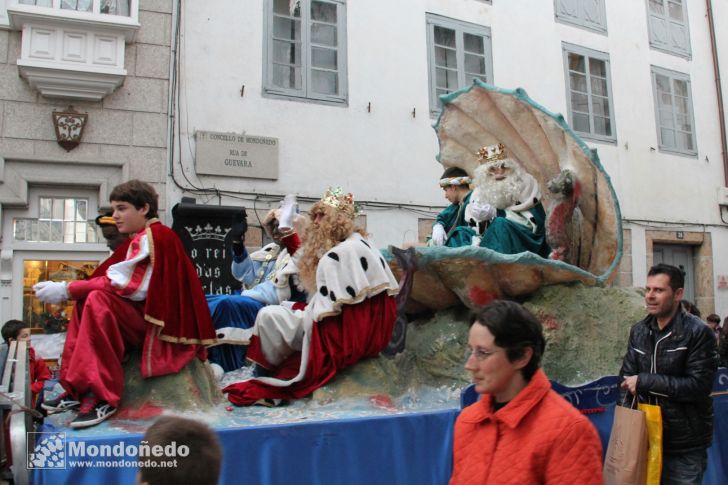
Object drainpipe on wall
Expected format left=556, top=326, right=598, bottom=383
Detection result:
left=706, top=0, right=728, bottom=187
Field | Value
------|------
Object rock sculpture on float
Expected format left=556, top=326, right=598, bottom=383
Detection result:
left=111, top=352, right=222, bottom=422
left=313, top=284, right=645, bottom=400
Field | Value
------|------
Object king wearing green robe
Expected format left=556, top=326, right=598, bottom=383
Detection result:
left=465, top=144, right=550, bottom=257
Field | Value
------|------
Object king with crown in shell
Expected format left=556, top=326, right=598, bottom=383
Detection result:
left=463, top=143, right=551, bottom=257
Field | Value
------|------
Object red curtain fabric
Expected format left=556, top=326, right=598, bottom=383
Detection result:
left=224, top=292, right=396, bottom=405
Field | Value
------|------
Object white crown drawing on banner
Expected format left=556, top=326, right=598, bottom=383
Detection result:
left=185, top=224, right=230, bottom=242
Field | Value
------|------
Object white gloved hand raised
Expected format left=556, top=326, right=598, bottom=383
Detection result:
left=278, top=194, right=297, bottom=232
left=33, top=281, right=69, bottom=304
left=431, top=224, right=447, bottom=246
left=468, top=201, right=496, bottom=223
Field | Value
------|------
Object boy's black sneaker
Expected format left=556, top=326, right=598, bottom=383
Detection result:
left=69, top=398, right=116, bottom=429
left=41, top=393, right=80, bottom=414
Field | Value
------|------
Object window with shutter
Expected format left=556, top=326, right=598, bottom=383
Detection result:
left=426, top=14, right=493, bottom=117
left=562, top=43, right=616, bottom=143
left=651, top=66, right=697, bottom=156
left=554, top=0, right=607, bottom=34
left=646, top=0, right=691, bottom=58
left=264, top=0, right=348, bottom=105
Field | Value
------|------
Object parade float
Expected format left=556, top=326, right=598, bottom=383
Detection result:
left=27, top=82, right=727, bottom=485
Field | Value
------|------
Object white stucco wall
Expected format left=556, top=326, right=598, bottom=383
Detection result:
left=175, top=0, right=728, bottom=310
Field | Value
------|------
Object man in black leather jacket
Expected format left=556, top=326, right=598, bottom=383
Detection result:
left=619, top=263, right=718, bottom=485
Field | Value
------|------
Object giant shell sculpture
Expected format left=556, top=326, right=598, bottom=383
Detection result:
left=387, top=81, right=623, bottom=312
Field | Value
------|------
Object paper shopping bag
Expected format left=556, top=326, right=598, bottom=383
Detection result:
left=603, top=404, right=648, bottom=485
left=638, top=403, right=662, bottom=485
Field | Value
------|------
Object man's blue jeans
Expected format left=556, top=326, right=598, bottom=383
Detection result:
left=662, top=449, right=708, bottom=485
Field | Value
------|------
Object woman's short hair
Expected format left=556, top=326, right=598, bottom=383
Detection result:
left=470, top=300, right=545, bottom=380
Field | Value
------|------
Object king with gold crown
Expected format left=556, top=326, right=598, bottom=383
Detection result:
left=463, top=143, right=551, bottom=257
left=223, top=187, right=400, bottom=406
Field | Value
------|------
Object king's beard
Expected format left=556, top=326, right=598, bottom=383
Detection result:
left=473, top=170, right=526, bottom=210
left=298, top=203, right=361, bottom=295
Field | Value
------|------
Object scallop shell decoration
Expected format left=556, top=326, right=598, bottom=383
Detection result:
left=386, top=81, right=623, bottom=312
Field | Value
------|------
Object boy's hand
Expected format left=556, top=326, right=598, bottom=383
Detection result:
left=33, top=281, right=69, bottom=304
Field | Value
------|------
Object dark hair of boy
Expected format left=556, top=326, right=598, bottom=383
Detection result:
left=1, top=319, right=27, bottom=344
left=138, top=416, right=222, bottom=485
left=109, top=179, right=159, bottom=219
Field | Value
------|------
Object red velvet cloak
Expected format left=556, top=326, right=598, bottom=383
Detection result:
left=70, top=219, right=215, bottom=378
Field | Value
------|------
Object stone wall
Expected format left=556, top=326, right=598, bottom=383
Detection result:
left=0, top=0, right=173, bottom=219
left=613, top=227, right=633, bottom=287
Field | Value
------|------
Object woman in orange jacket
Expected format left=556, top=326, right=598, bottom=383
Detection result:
left=450, top=301, right=603, bottom=485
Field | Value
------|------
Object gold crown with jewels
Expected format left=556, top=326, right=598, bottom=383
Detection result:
left=321, top=187, right=360, bottom=218
left=477, top=143, right=508, bottom=163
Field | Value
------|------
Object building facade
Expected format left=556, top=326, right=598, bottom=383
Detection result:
left=0, top=0, right=172, bottom=328
left=175, top=0, right=728, bottom=316
left=1, top=0, right=727, bottom=327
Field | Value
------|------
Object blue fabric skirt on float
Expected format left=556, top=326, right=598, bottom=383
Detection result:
left=205, top=294, right=264, bottom=372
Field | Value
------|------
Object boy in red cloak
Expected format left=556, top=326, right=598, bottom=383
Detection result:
left=33, top=180, right=215, bottom=428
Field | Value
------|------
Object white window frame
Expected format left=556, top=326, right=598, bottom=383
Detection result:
left=646, top=0, right=691, bottom=59
left=562, top=43, right=616, bottom=144
left=0, top=186, right=109, bottom=324
left=0, top=0, right=9, bottom=27
left=650, top=66, right=697, bottom=157
left=13, top=196, right=99, bottom=244
left=17, top=0, right=131, bottom=16
left=262, top=0, right=348, bottom=106
left=426, top=13, right=493, bottom=117
left=554, top=0, right=608, bottom=34
left=3, top=187, right=107, bottom=251
left=6, top=0, right=139, bottom=27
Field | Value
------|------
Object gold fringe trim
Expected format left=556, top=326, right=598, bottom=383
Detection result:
left=144, top=314, right=216, bottom=345
left=145, top=314, right=164, bottom=326
left=158, top=333, right=217, bottom=346
left=145, top=218, right=158, bottom=267
left=145, top=326, right=159, bottom=376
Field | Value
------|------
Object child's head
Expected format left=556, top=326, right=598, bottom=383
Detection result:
left=439, top=167, right=471, bottom=204
left=109, top=180, right=159, bottom=219
left=138, top=416, right=222, bottom=485
left=109, top=180, right=159, bottom=235
left=1, top=320, right=30, bottom=344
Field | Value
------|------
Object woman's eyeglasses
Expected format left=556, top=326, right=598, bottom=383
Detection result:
left=465, top=347, right=500, bottom=361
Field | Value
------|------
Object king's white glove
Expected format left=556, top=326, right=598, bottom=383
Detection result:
left=33, top=281, right=69, bottom=304
left=431, top=224, right=447, bottom=246
left=468, top=201, right=496, bottom=223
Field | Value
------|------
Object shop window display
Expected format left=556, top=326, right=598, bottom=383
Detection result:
left=23, top=260, right=98, bottom=334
